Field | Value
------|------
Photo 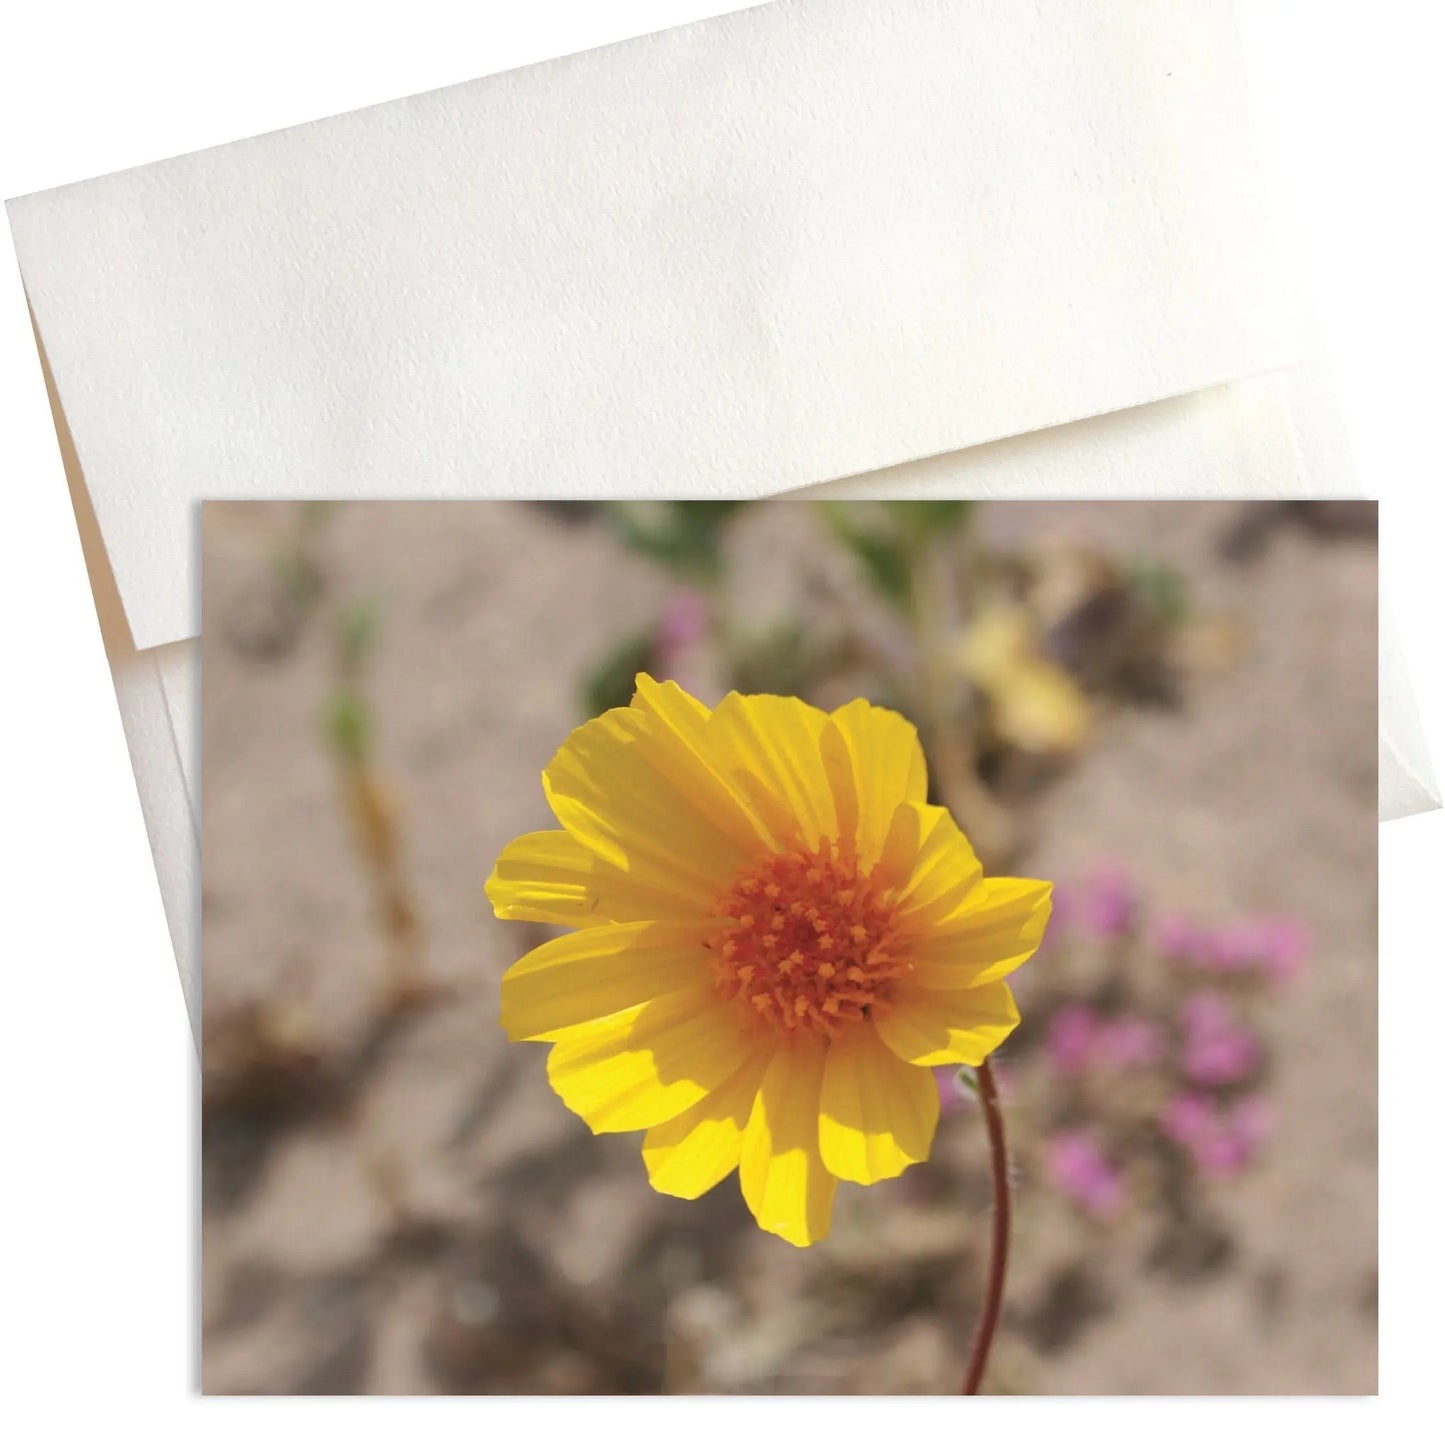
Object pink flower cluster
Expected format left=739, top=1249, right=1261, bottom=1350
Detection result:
left=1156, top=914, right=1309, bottom=987
left=1031, top=862, right=1312, bottom=1216
left=1160, top=1092, right=1273, bottom=1178
left=933, top=861, right=1313, bottom=1223
left=1179, top=992, right=1261, bottom=1086
left=1044, top=1129, right=1125, bottom=1218
left=1047, top=863, right=1138, bottom=943
left=1045, top=1005, right=1165, bottom=1077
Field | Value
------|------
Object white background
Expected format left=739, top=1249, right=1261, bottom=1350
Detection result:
left=0, top=0, right=1437, bottom=1419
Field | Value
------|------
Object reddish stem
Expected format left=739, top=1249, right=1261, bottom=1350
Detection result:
left=961, top=1058, right=1011, bottom=1394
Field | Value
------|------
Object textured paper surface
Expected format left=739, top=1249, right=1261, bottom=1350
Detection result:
left=9, top=0, right=1433, bottom=1038
left=1379, top=593, right=1439, bottom=820
left=113, top=646, right=199, bottom=1020
left=9, top=0, right=1292, bottom=653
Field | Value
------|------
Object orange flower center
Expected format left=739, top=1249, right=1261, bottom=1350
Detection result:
left=709, top=837, right=908, bottom=1036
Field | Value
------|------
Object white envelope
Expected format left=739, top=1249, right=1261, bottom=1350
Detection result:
left=7, top=0, right=1435, bottom=1040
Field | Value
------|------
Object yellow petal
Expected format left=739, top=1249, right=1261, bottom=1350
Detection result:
left=874, top=800, right=925, bottom=890
left=818, top=1024, right=939, bottom=1185
left=544, top=706, right=754, bottom=908
left=706, top=693, right=836, bottom=851
left=487, top=830, right=706, bottom=928
left=500, top=921, right=716, bottom=1042
left=630, top=675, right=773, bottom=852
left=874, top=980, right=1020, bottom=1067
left=821, top=700, right=928, bottom=868
left=907, top=879, right=1052, bottom=989
left=739, top=1035, right=838, bottom=1246
left=546, top=988, right=753, bottom=1133
left=892, top=804, right=984, bottom=929
left=642, top=1043, right=773, bottom=1199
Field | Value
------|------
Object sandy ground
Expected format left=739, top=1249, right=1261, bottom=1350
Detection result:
left=200, top=499, right=1376, bottom=1394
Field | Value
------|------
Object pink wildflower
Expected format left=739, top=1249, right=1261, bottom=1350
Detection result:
left=1254, top=918, right=1310, bottom=987
left=1160, top=1091, right=1214, bottom=1145
left=1161, top=1093, right=1274, bottom=1178
left=653, top=589, right=711, bottom=676
left=1045, top=1129, right=1126, bottom=1218
left=1156, top=912, right=1205, bottom=963
left=1093, top=1015, right=1166, bottom=1070
left=1199, top=925, right=1259, bottom=974
left=1180, top=993, right=1261, bottom=1086
left=1046, top=1004, right=1099, bottom=1076
left=1077, top=863, right=1137, bottom=940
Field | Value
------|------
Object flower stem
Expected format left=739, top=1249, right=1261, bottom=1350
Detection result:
left=962, top=1057, right=1011, bottom=1395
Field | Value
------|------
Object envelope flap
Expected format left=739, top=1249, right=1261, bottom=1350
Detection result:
left=8, top=0, right=1291, bottom=651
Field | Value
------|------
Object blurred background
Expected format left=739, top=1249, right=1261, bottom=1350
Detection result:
left=200, top=498, right=1376, bottom=1394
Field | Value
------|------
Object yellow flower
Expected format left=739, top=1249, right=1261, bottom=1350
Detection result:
left=486, top=676, right=1051, bottom=1247
left=957, top=605, right=1090, bottom=754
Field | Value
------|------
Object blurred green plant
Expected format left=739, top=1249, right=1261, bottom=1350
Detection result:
left=821, top=500, right=973, bottom=611
left=335, top=594, right=384, bottom=682
left=730, top=620, right=823, bottom=699
left=606, top=501, right=746, bottom=586
left=325, top=688, right=373, bottom=765
left=582, top=630, right=660, bottom=721
left=322, top=597, right=430, bottom=1013
left=270, top=501, right=336, bottom=616
left=1125, top=559, right=1191, bottom=629
left=883, top=499, right=975, bottom=543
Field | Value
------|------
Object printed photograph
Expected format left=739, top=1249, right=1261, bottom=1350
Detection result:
left=200, top=499, right=1377, bottom=1394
